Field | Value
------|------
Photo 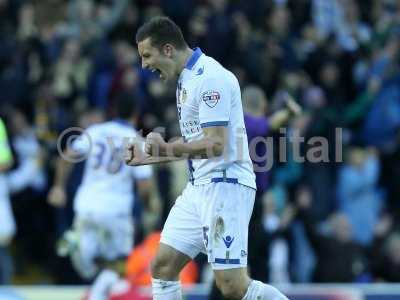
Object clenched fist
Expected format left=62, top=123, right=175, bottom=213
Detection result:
left=124, top=138, right=149, bottom=166
left=145, top=132, right=169, bottom=156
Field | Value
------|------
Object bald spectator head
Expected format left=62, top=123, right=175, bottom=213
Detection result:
left=242, top=85, right=267, bottom=116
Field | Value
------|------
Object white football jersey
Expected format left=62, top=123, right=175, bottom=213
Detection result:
left=72, top=120, right=152, bottom=217
left=177, top=48, right=256, bottom=189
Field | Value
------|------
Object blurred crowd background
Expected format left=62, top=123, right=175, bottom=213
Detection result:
left=0, top=0, right=400, bottom=288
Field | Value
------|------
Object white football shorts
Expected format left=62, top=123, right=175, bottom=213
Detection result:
left=160, top=182, right=255, bottom=270
left=71, top=215, right=133, bottom=279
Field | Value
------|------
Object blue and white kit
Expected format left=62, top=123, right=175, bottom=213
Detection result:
left=160, top=48, right=257, bottom=270
left=70, top=120, right=152, bottom=278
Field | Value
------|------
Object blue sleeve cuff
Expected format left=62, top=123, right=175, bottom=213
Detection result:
left=200, top=121, right=228, bottom=128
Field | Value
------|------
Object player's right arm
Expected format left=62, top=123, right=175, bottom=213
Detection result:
left=49, top=127, right=93, bottom=206
left=133, top=164, right=161, bottom=229
left=124, top=137, right=185, bottom=166
left=47, top=148, right=75, bottom=208
left=126, top=153, right=183, bottom=166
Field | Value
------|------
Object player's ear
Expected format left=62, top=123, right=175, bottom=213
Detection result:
left=162, top=43, right=174, bottom=58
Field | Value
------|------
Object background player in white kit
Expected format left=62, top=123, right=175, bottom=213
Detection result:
left=126, top=16, right=288, bottom=300
left=48, top=96, right=153, bottom=300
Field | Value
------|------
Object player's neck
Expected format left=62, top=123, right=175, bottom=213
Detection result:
left=114, top=116, right=136, bottom=127
left=176, top=47, right=193, bottom=76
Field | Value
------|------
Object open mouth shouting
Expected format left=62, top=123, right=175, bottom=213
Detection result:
left=151, top=68, right=164, bottom=80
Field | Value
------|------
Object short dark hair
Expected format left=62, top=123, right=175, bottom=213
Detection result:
left=135, top=16, right=187, bottom=50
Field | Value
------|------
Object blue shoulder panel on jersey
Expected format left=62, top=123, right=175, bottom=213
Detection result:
left=200, top=121, right=228, bottom=128
left=113, top=118, right=133, bottom=128
left=185, top=47, right=203, bottom=70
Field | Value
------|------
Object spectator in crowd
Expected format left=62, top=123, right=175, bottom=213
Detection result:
left=6, top=107, right=46, bottom=194
left=248, top=190, right=295, bottom=283
left=370, top=214, right=400, bottom=282
left=58, top=0, right=128, bottom=46
left=296, top=185, right=368, bottom=283
left=336, top=147, right=384, bottom=246
left=243, top=85, right=301, bottom=220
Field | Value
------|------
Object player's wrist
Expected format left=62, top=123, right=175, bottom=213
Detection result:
left=53, top=183, right=66, bottom=190
left=168, top=142, right=184, bottom=158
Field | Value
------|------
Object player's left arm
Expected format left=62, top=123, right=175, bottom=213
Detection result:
left=146, top=75, right=230, bottom=159
left=168, top=126, right=226, bottom=158
left=142, top=129, right=226, bottom=159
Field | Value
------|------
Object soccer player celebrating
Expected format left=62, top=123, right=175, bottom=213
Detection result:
left=48, top=95, right=154, bottom=300
left=126, top=16, right=289, bottom=300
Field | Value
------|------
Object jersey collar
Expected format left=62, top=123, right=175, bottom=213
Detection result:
left=184, top=47, right=203, bottom=70
left=113, top=118, right=132, bottom=128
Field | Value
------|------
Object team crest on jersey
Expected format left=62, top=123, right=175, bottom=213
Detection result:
left=202, top=90, right=220, bottom=108
left=178, top=88, right=187, bottom=104
left=182, top=88, right=187, bottom=103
